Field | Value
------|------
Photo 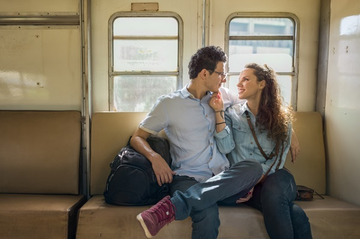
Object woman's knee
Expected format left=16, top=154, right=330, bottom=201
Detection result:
left=261, top=169, right=297, bottom=201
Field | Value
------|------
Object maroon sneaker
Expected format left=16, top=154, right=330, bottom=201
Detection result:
left=136, top=195, right=175, bottom=238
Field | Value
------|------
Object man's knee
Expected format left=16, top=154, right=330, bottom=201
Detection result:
left=233, top=160, right=263, bottom=178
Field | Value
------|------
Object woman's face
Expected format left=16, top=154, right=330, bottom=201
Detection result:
left=237, top=68, right=265, bottom=101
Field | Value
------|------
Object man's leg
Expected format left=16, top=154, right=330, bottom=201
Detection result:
left=171, top=160, right=262, bottom=220
left=137, top=160, right=262, bottom=238
left=170, top=176, right=220, bottom=238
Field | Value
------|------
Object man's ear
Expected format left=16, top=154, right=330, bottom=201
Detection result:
left=199, top=69, right=208, bottom=79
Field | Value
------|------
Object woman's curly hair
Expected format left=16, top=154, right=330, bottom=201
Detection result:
left=245, top=63, right=293, bottom=145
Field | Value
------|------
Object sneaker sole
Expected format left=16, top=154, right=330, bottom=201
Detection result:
left=136, top=213, right=154, bottom=238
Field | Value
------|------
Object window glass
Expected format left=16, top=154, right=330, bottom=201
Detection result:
left=229, top=40, right=293, bottom=72
left=229, top=18, right=294, bottom=36
left=227, top=16, right=296, bottom=107
left=113, top=40, right=178, bottom=71
left=111, top=16, right=181, bottom=112
left=113, top=17, right=178, bottom=36
left=114, top=76, right=177, bottom=112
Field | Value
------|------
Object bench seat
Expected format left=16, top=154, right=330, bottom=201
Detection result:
left=0, top=111, right=85, bottom=238
left=0, top=194, right=85, bottom=239
left=76, top=195, right=360, bottom=238
left=76, top=111, right=360, bottom=238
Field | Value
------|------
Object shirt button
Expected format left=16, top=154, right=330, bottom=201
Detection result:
left=250, top=153, right=253, bottom=156
left=251, top=142, right=253, bottom=144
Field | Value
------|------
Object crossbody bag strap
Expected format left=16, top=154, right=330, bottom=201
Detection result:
left=245, top=111, right=284, bottom=181
left=245, top=111, right=275, bottom=160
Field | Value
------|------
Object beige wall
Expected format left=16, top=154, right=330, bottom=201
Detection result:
left=0, top=0, right=82, bottom=110
left=325, top=0, right=360, bottom=205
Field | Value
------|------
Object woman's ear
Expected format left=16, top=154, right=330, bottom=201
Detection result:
left=259, top=79, right=266, bottom=89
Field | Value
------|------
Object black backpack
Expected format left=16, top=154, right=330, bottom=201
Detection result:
left=104, top=135, right=172, bottom=206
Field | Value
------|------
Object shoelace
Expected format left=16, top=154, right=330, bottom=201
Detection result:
left=149, top=198, right=175, bottom=226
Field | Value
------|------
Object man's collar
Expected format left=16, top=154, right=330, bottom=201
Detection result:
left=181, top=85, right=212, bottom=99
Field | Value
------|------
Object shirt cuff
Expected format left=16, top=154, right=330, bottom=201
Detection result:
left=214, top=125, right=231, bottom=139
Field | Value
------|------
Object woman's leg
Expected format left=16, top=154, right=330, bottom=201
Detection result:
left=247, top=169, right=312, bottom=238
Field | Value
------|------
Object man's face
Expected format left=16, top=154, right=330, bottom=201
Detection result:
left=205, top=61, right=227, bottom=93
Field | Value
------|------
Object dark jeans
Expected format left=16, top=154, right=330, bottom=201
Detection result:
left=169, top=160, right=263, bottom=239
left=244, top=169, right=312, bottom=239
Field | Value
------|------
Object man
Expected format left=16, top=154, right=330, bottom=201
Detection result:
left=130, top=46, right=263, bottom=238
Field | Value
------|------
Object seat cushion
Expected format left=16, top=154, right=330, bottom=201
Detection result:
left=0, top=111, right=81, bottom=194
left=0, top=194, right=85, bottom=238
left=77, top=195, right=360, bottom=239
left=76, top=195, right=192, bottom=239
left=297, top=196, right=360, bottom=238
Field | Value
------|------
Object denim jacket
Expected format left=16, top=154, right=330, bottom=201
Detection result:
left=214, top=102, right=292, bottom=175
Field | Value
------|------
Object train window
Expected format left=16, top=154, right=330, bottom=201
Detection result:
left=225, top=15, right=298, bottom=107
left=109, top=14, right=182, bottom=112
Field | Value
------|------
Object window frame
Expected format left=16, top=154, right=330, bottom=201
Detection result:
left=224, top=12, right=300, bottom=109
left=108, top=11, right=183, bottom=111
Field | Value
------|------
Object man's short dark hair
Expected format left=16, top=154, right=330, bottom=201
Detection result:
left=188, top=46, right=227, bottom=79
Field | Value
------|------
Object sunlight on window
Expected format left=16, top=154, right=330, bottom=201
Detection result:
left=227, top=17, right=296, bottom=107
left=111, top=16, right=180, bottom=112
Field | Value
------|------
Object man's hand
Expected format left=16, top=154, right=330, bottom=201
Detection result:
left=149, top=152, right=176, bottom=186
left=130, top=128, right=175, bottom=186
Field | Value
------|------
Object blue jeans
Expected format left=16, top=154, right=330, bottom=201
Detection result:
left=245, top=169, right=312, bottom=239
left=169, top=160, right=262, bottom=239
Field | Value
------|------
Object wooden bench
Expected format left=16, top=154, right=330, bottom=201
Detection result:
left=76, top=111, right=360, bottom=238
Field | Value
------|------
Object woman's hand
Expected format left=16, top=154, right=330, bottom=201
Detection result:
left=290, top=129, right=300, bottom=163
left=236, top=187, right=254, bottom=204
left=209, top=91, right=224, bottom=111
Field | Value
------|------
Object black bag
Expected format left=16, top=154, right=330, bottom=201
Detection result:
left=104, top=136, right=172, bottom=206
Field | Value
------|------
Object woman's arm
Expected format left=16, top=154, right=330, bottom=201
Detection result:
left=290, top=128, right=300, bottom=163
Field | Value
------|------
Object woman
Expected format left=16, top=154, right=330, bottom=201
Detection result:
left=210, top=63, right=312, bottom=238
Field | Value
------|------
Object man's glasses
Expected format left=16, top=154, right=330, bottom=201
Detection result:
left=213, top=70, right=228, bottom=78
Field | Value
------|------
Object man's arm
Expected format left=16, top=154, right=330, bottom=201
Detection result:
left=130, top=127, right=175, bottom=186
